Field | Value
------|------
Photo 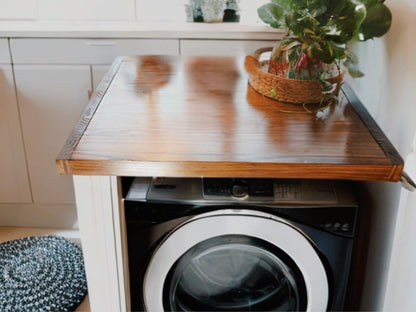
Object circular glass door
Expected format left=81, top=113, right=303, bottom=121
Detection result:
left=163, top=235, right=307, bottom=311
left=143, top=210, right=328, bottom=312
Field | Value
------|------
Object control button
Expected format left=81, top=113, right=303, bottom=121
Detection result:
left=323, top=223, right=333, bottom=229
left=203, top=179, right=232, bottom=196
left=341, top=223, right=351, bottom=232
left=274, top=183, right=299, bottom=200
left=334, top=222, right=341, bottom=230
left=249, top=180, right=274, bottom=197
left=231, top=181, right=248, bottom=198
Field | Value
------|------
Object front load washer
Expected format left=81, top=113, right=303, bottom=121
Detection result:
left=124, top=178, right=358, bottom=311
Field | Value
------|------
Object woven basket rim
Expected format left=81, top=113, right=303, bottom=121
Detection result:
left=245, top=47, right=343, bottom=104
left=252, top=47, right=344, bottom=83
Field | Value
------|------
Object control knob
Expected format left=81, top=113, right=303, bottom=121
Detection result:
left=231, top=181, right=248, bottom=198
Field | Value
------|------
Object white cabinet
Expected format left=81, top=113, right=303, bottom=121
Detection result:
left=92, top=65, right=111, bottom=90
left=0, top=65, right=31, bottom=203
left=10, top=39, right=180, bottom=64
left=14, top=65, right=91, bottom=204
left=0, top=39, right=10, bottom=63
left=180, top=39, right=276, bottom=56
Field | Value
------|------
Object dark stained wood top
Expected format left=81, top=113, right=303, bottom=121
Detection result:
left=57, top=55, right=404, bottom=181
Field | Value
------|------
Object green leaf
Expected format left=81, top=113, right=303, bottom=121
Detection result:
left=315, top=0, right=344, bottom=25
left=311, top=41, right=346, bottom=64
left=320, top=79, right=334, bottom=92
left=358, top=3, right=392, bottom=40
left=345, top=61, right=365, bottom=78
left=348, top=68, right=365, bottom=78
left=279, top=37, right=301, bottom=51
left=270, top=86, right=277, bottom=98
left=306, top=45, right=314, bottom=58
left=333, top=0, right=367, bottom=42
left=304, top=28, right=315, bottom=35
left=271, top=0, right=292, bottom=11
left=287, top=45, right=302, bottom=74
left=314, top=42, right=323, bottom=52
left=311, top=5, right=327, bottom=18
left=287, top=15, right=321, bottom=37
left=345, top=49, right=359, bottom=64
left=329, top=41, right=346, bottom=59
left=257, top=3, right=286, bottom=29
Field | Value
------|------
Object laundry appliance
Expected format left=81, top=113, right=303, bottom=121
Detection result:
left=124, top=177, right=358, bottom=311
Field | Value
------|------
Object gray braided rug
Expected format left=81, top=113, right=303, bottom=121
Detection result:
left=0, top=235, right=88, bottom=312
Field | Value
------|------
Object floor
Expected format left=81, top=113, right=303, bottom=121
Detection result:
left=0, top=227, right=90, bottom=312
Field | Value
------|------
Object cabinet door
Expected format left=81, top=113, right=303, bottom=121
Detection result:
left=0, top=65, right=31, bottom=203
left=0, top=39, right=11, bottom=63
left=10, top=38, right=180, bottom=64
left=92, top=65, right=111, bottom=91
left=14, top=65, right=91, bottom=204
left=180, top=39, right=276, bottom=56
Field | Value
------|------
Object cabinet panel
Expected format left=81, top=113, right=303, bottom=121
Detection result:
left=180, top=39, right=276, bottom=56
left=14, top=65, right=91, bottom=204
left=38, top=0, right=135, bottom=21
left=10, top=39, right=180, bottom=64
left=92, top=65, right=111, bottom=91
left=0, top=65, right=31, bottom=203
left=0, top=39, right=10, bottom=63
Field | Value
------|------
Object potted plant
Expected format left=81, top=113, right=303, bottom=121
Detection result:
left=255, top=0, right=392, bottom=104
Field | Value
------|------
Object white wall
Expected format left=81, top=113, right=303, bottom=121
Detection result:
left=383, top=139, right=416, bottom=312
left=345, top=0, right=416, bottom=310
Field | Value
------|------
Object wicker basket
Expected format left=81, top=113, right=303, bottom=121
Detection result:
left=245, top=47, right=343, bottom=104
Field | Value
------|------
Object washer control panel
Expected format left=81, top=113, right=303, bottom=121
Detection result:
left=203, top=178, right=337, bottom=204
left=125, top=177, right=358, bottom=237
left=127, top=177, right=350, bottom=205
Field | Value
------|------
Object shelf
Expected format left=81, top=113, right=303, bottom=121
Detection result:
left=0, top=21, right=284, bottom=40
left=57, top=55, right=404, bottom=182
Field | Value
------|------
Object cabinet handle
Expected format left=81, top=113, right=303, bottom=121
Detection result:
left=86, top=40, right=117, bottom=46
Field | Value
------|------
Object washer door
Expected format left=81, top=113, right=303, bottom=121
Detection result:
left=143, top=210, right=328, bottom=312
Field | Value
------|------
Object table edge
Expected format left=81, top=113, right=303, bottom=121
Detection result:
left=56, top=56, right=123, bottom=173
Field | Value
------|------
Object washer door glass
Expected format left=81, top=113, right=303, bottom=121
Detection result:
left=163, top=235, right=307, bottom=311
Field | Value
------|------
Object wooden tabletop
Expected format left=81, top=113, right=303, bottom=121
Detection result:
left=57, top=55, right=403, bottom=181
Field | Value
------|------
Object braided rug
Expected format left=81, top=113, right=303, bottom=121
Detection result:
left=0, top=235, right=88, bottom=312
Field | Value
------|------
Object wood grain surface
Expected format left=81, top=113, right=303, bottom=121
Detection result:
left=57, top=55, right=403, bottom=181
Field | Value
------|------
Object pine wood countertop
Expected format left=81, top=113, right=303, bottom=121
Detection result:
left=56, top=55, right=404, bottom=181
